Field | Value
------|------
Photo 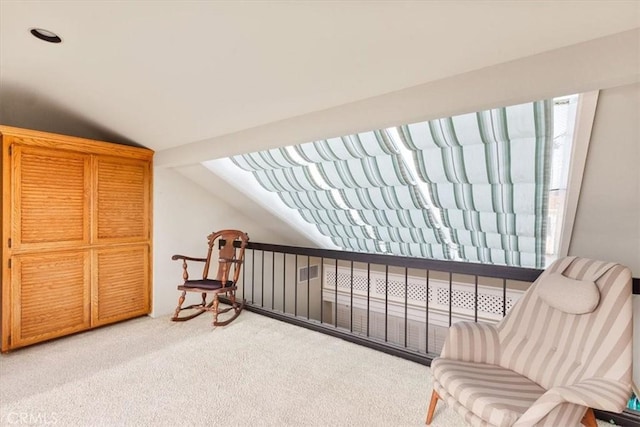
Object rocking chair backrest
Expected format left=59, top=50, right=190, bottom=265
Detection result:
left=201, top=229, right=249, bottom=284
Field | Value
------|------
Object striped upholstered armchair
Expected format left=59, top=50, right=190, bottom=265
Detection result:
left=426, top=257, right=633, bottom=427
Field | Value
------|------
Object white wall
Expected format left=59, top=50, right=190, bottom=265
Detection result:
left=569, top=82, right=640, bottom=393
left=152, top=167, right=309, bottom=317
left=570, top=83, right=640, bottom=274
left=174, top=163, right=323, bottom=248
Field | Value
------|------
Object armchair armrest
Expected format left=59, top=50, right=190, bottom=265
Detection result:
left=440, top=321, right=500, bottom=365
left=544, top=378, right=630, bottom=412
left=515, top=378, right=632, bottom=426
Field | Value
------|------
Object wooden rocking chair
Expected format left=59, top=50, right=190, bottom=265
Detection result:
left=171, top=229, right=249, bottom=326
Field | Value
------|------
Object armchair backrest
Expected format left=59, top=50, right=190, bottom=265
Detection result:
left=202, top=229, right=249, bottom=284
left=497, top=257, right=633, bottom=391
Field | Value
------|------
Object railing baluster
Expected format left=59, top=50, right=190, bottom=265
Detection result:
left=503, top=278, right=507, bottom=317
left=474, top=275, right=479, bottom=323
left=272, top=252, right=275, bottom=310
left=251, top=250, right=255, bottom=304
left=242, top=249, right=246, bottom=300
left=448, top=272, right=453, bottom=327
left=294, top=255, right=298, bottom=317
left=366, top=263, right=370, bottom=338
left=350, top=260, right=354, bottom=333
left=307, top=255, right=311, bottom=320
left=404, top=267, right=408, bottom=348
left=334, top=258, right=338, bottom=328
left=425, top=270, right=430, bottom=354
left=282, top=254, right=286, bottom=313
left=320, top=258, right=324, bottom=324
left=261, top=250, right=265, bottom=307
left=385, top=265, right=389, bottom=342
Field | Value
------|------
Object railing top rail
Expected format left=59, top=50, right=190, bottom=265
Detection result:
left=244, top=241, right=543, bottom=282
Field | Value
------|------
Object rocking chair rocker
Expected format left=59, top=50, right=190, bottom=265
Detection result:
left=171, top=229, right=249, bottom=326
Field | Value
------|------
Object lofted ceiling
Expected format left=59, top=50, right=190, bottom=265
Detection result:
left=1, top=1, right=639, bottom=156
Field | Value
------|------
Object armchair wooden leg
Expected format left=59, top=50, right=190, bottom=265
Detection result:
left=581, top=408, right=597, bottom=427
left=425, top=390, right=440, bottom=425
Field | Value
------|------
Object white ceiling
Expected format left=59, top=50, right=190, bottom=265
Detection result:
left=1, top=1, right=639, bottom=154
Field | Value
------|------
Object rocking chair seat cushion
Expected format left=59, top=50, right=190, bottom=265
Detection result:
left=431, top=359, right=545, bottom=427
left=181, top=279, right=235, bottom=290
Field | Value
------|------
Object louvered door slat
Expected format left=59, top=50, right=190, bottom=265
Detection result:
left=94, top=245, right=150, bottom=326
left=12, top=251, right=90, bottom=347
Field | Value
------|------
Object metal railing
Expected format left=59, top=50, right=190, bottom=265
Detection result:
left=236, top=241, right=541, bottom=365
left=230, top=241, right=640, bottom=425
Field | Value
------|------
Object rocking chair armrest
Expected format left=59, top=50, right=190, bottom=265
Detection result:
left=171, top=254, right=207, bottom=262
left=172, top=254, right=207, bottom=282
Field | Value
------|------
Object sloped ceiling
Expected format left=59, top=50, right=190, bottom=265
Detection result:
left=1, top=1, right=639, bottom=156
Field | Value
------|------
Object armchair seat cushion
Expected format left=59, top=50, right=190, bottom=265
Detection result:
left=432, top=359, right=545, bottom=427
left=180, top=279, right=235, bottom=290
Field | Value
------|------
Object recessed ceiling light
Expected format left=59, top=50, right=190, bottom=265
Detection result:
left=30, top=28, right=62, bottom=43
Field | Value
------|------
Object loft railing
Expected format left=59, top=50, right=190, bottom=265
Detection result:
left=235, top=241, right=541, bottom=365
left=232, top=241, right=640, bottom=425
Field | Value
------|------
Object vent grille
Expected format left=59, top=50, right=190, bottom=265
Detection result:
left=325, top=270, right=369, bottom=291
left=436, top=288, right=514, bottom=314
left=298, top=264, right=319, bottom=283
left=323, top=264, right=523, bottom=323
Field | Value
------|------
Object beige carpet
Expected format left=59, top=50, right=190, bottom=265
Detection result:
left=0, top=310, right=610, bottom=426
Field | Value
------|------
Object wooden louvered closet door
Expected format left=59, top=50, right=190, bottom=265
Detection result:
left=10, top=146, right=92, bottom=346
left=92, top=157, right=151, bottom=326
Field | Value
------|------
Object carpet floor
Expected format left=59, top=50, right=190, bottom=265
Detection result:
left=0, top=310, right=610, bottom=426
